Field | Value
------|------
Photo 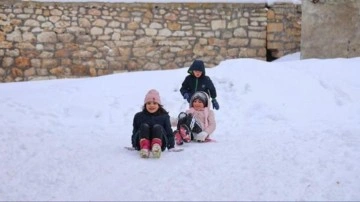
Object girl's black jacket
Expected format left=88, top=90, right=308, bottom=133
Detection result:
left=131, top=109, right=174, bottom=151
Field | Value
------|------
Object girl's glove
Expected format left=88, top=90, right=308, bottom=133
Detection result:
left=194, top=131, right=209, bottom=142
left=212, top=99, right=219, bottom=110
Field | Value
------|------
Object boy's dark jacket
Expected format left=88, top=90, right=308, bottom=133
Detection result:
left=180, top=60, right=217, bottom=99
left=131, top=109, right=174, bottom=151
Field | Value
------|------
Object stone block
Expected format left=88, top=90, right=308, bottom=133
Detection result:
left=15, top=57, right=30, bottom=68
left=267, top=23, right=284, bottom=32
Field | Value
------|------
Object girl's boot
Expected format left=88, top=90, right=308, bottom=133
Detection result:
left=179, top=124, right=191, bottom=142
left=174, top=130, right=184, bottom=145
left=151, top=138, right=162, bottom=158
left=176, top=112, right=193, bottom=142
left=139, top=138, right=150, bottom=158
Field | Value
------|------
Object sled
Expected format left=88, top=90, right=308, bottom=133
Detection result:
left=124, top=146, right=183, bottom=152
left=194, top=138, right=216, bottom=143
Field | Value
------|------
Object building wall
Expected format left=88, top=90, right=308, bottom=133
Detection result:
left=301, top=0, right=360, bottom=59
left=267, top=3, right=301, bottom=60
left=0, top=1, right=301, bottom=82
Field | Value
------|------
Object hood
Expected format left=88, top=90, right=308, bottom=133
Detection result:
left=189, top=91, right=211, bottom=108
left=188, top=60, right=206, bottom=76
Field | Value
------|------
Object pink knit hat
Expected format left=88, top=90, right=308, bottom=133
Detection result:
left=144, top=89, right=161, bottom=104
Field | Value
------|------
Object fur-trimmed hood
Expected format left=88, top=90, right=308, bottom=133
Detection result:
left=189, top=91, right=212, bottom=108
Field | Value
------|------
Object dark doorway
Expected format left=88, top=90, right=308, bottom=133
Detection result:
left=266, top=49, right=279, bottom=62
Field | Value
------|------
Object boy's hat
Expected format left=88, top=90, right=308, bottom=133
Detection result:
left=190, top=91, right=209, bottom=108
left=144, top=89, right=161, bottom=104
left=189, top=59, right=205, bottom=73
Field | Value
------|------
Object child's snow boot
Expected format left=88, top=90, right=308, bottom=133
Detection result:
left=151, top=138, right=162, bottom=158
left=139, top=138, right=150, bottom=158
left=179, top=124, right=191, bottom=143
left=174, top=130, right=184, bottom=145
left=176, top=112, right=192, bottom=142
left=152, top=144, right=161, bottom=158
left=140, top=149, right=150, bottom=158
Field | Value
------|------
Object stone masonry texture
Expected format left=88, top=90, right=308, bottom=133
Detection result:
left=0, top=0, right=301, bottom=82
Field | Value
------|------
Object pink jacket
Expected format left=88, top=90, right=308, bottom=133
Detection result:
left=186, top=107, right=216, bottom=135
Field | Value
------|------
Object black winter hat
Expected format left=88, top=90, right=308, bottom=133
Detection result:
left=190, top=91, right=209, bottom=108
left=189, top=60, right=205, bottom=72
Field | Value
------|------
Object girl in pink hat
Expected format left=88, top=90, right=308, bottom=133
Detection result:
left=131, top=89, right=176, bottom=158
left=174, top=91, right=216, bottom=144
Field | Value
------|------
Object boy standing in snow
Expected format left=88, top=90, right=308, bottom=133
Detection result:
left=180, top=59, right=220, bottom=110
left=174, top=91, right=216, bottom=144
left=131, top=89, right=176, bottom=158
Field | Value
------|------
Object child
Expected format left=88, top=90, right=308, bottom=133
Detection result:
left=174, top=91, right=216, bottom=144
left=131, top=89, right=175, bottom=158
left=180, top=59, right=220, bottom=110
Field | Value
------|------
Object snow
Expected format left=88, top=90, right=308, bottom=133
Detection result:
left=25, top=0, right=302, bottom=5
left=1, top=53, right=360, bottom=201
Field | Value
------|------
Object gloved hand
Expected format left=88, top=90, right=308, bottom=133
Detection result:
left=194, top=131, right=209, bottom=142
left=183, top=93, right=191, bottom=102
left=212, top=99, right=219, bottom=110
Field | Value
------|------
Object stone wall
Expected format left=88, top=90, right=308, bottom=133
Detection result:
left=267, top=3, right=301, bottom=59
left=301, top=0, right=360, bottom=59
left=0, top=1, right=301, bottom=82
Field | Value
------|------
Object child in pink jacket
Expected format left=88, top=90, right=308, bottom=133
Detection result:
left=174, top=91, right=216, bottom=144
